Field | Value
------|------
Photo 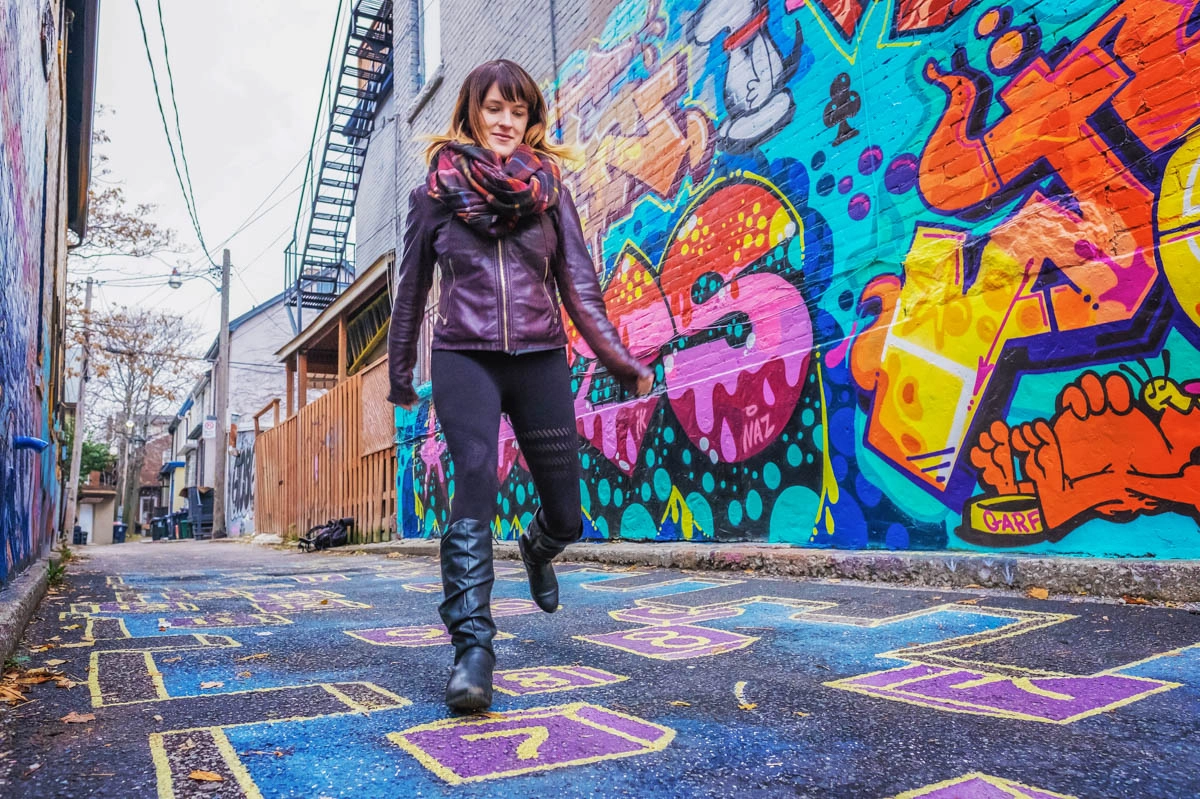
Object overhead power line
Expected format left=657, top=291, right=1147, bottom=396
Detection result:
left=132, top=0, right=215, bottom=267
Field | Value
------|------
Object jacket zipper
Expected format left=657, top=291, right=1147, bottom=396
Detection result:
left=541, top=257, right=556, bottom=327
left=497, top=239, right=510, bottom=350
left=437, top=257, right=454, bottom=324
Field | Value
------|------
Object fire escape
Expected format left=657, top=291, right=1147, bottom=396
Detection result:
left=285, top=0, right=393, bottom=333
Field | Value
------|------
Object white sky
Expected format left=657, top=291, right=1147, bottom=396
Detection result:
left=84, top=0, right=342, bottom=346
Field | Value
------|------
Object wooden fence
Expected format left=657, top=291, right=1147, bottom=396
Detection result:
left=254, top=357, right=396, bottom=542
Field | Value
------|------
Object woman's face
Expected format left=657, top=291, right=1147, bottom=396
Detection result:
left=479, top=83, right=529, bottom=159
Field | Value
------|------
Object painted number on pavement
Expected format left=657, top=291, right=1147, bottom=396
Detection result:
left=389, top=703, right=674, bottom=784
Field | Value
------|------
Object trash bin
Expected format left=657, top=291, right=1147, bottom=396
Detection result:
left=112, top=523, right=127, bottom=544
left=150, top=516, right=166, bottom=541
left=177, top=514, right=193, bottom=539
left=72, top=525, right=87, bottom=546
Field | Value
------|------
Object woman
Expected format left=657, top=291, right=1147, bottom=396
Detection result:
left=387, top=59, right=654, bottom=713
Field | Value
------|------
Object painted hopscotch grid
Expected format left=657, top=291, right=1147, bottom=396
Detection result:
left=389, top=703, right=674, bottom=785
left=492, top=666, right=629, bottom=696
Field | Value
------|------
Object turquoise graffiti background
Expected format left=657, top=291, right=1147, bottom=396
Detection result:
left=399, top=0, right=1200, bottom=557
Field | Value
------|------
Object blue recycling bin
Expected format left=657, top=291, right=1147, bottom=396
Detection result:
left=113, top=523, right=127, bottom=543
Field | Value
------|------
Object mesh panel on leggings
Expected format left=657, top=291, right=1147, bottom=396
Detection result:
left=518, top=425, right=579, bottom=471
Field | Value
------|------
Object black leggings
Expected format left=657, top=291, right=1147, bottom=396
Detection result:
left=431, top=348, right=582, bottom=539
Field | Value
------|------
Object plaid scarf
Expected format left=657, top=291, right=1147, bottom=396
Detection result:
left=427, top=142, right=561, bottom=236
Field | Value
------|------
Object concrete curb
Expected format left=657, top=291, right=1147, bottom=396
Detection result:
left=0, top=555, right=51, bottom=664
left=337, top=539, right=1200, bottom=602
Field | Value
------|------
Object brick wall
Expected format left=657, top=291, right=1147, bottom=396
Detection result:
left=393, top=0, right=1200, bottom=558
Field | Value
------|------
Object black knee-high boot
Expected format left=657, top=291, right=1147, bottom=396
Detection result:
left=439, top=518, right=496, bottom=712
left=518, top=509, right=580, bottom=614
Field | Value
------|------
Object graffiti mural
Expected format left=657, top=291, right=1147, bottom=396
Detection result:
left=1, top=0, right=54, bottom=583
left=228, top=430, right=256, bottom=537
left=400, top=0, right=1200, bottom=558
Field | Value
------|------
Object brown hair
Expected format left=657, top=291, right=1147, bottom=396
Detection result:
left=424, top=59, right=577, bottom=165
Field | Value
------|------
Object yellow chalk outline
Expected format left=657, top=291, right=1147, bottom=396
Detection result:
left=492, top=665, right=629, bottom=697
left=581, top=576, right=740, bottom=594
left=888, top=770, right=1079, bottom=799
left=576, top=624, right=759, bottom=661
left=289, top=573, right=350, bottom=583
left=157, top=613, right=294, bottom=629
left=149, top=727, right=266, bottom=799
left=387, top=702, right=674, bottom=785
left=344, top=625, right=515, bottom=647
left=825, top=664, right=1179, bottom=725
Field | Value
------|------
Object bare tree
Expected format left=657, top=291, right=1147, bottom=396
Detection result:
left=88, top=306, right=203, bottom=524
left=68, top=124, right=178, bottom=262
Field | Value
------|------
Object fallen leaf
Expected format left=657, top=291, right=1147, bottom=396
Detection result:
left=319, top=599, right=330, bottom=605
left=154, top=715, right=163, bottom=721
left=17, top=675, right=56, bottom=685
left=739, top=703, right=758, bottom=711
left=188, top=770, right=224, bottom=782
left=48, top=636, right=61, bottom=642
left=54, top=679, right=76, bottom=689
left=60, top=711, right=95, bottom=723
left=1026, top=587, right=1049, bottom=600
left=956, top=598, right=981, bottom=606
left=200, top=681, right=224, bottom=690
left=179, top=739, right=197, bottom=751
left=162, top=657, right=182, bottom=664
left=965, top=584, right=982, bottom=589
left=1122, top=595, right=1152, bottom=606
left=794, top=711, right=811, bottom=717
left=1, top=685, right=26, bottom=703
left=23, top=763, right=41, bottom=777
left=44, top=659, right=66, bottom=667
left=235, top=653, right=269, bottom=662
left=62, top=625, right=81, bottom=631
left=238, top=671, right=252, bottom=679
left=669, top=701, right=690, bottom=707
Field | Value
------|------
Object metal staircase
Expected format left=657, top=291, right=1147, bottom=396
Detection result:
left=285, top=0, right=393, bottom=334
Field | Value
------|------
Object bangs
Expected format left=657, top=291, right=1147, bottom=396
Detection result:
left=471, top=60, right=541, bottom=112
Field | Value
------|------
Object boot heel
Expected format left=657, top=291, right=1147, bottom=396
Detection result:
left=519, top=531, right=561, bottom=613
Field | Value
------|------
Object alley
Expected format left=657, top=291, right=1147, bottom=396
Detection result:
left=1, top=541, right=1198, bottom=798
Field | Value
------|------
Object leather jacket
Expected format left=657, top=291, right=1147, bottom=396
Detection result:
left=387, top=183, right=653, bottom=406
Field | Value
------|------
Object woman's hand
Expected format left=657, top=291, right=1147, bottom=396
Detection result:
left=636, top=373, right=654, bottom=397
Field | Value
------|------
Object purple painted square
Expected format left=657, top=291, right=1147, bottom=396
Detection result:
left=348, top=624, right=450, bottom=647
left=579, top=624, right=757, bottom=660
left=493, top=666, right=626, bottom=696
left=392, top=703, right=672, bottom=783
left=610, top=605, right=742, bottom=626
left=839, top=665, right=1173, bottom=722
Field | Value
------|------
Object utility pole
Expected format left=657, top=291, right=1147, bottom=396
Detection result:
left=62, top=277, right=93, bottom=540
left=212, top=249, right=231, bottom=538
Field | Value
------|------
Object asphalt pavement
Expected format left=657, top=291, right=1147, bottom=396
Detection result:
left=2, top=539, right=1198, bottom=798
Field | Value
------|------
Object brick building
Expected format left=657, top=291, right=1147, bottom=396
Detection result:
left=0, top=0, right=99, bottom=583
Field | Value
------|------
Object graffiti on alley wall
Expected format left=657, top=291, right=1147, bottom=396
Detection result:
left=1, top=1, right=54, bottom=582
left=401, top=0, right=1200, bottom=557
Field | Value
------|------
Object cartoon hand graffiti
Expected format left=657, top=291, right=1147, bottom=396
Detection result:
left=965, top=356, right=1200, bottom=545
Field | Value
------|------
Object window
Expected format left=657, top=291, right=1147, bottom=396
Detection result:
left=416, top=0, right=441, bottom=86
